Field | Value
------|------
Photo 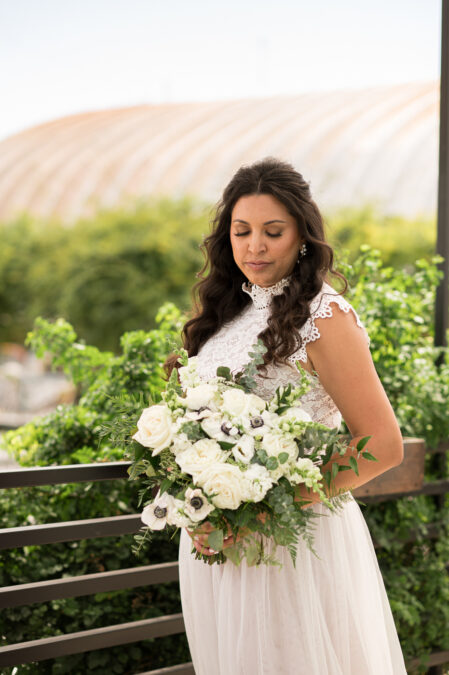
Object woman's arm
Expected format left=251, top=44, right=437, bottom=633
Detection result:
left=296, top=303, right=404, bottom=504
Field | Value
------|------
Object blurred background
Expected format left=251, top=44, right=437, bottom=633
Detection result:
left=2, top=5, right=449, bottom=673
left=0, top=0, right=442, bottom=437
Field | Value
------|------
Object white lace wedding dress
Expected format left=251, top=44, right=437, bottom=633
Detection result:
left=178, top=277, right=407, bottom=675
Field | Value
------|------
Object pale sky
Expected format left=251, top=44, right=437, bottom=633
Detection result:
left=0, top=0, right=442, bottom=142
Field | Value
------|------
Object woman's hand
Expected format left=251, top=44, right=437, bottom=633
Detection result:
left=186, top=512, right=268, bottom=557
left=186, top=520, right=238, bottom=556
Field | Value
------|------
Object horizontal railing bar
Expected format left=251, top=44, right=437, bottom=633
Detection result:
left=0, top=514, right=142, bottom=550
left=357, top=479, right=449, bottom=504
left=139, top=663, right=194, bottom=675
left=1, top=438, right=439, bottom=490
left=0, top=613, right=185, bottom=667
left=406, top=649, right=449, bottom=669
left=2, top=481, right=449, bottom=550
left=0, top=562, right=179, bottom=608
left=0, top=520, right=442, bottom=606
left=0, top=517, right=442, bottom=607
left=0, top=462, right=131, bottom=488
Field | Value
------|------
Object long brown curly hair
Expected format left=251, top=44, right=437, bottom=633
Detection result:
left=164, top=156, right=348, bottom=378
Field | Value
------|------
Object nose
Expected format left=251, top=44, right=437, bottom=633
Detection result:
left=247, top=232, right=267, bottom=254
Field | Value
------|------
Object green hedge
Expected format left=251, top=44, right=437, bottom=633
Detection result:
left=0, top=197, right=209, bottom=351
left=325, top=203, right=436, bottom=269
left=1, top=246, right=448, bottom=673
left=0, top=198, right=436, bottom=352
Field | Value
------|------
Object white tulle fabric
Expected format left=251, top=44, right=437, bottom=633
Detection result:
left=178, top=277, right=407, bottom=675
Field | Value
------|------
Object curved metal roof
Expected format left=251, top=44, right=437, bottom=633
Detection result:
left=0, top=81, right=439, bottom=224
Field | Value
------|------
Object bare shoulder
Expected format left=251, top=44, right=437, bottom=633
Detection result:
left=306, top=300, right=402, bottom=453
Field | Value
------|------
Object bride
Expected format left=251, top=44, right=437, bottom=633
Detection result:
left=165, top=157, right=407, bottom=674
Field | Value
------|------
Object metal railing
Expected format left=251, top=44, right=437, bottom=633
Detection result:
left=0, top=438, right=448, bottom=673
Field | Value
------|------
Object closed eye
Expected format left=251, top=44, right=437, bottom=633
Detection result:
left=234, top=232, right=282, bottom=238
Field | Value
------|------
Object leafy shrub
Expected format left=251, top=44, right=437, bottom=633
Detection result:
left=0, top=196, right=208, bottom=351
left=325, top=203, right=436, bottom=269
left=0, top=303, right=189, bottom=673
left=1, top=246, right=448, bottom=671
left=0, top=198, right=437, bottom=352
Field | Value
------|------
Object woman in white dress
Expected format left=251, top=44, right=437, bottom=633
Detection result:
left=168, top=157, right=407, bottom=674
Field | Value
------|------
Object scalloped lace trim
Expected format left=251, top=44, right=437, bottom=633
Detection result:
left=286, top=284, right=371, bottom=367
left=242, top=275, right=292, bottom=310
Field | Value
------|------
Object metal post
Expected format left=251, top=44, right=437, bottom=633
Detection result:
left=435, top=0, right=449, bottom=366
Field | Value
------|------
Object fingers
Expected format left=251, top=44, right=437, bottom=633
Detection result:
left=222, top=535, right=236, bottom=550
left=192, top=538, right=216, bottom=556
left=187, top=521, right=247, bottom=553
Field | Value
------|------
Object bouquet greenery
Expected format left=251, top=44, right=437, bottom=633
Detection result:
left=120, top=340, right=374, bottom=569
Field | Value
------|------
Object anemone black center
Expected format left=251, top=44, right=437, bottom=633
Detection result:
left=190, top=496, right=204, bottom=510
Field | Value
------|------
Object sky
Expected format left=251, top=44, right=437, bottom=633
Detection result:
left=0, top=0, right=442, bottom=142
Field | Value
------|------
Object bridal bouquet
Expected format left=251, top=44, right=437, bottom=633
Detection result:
left=126, top=340, right=375, bottom=569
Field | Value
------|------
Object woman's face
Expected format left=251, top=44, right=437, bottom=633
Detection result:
left=230, top=193, right=304, bottom=288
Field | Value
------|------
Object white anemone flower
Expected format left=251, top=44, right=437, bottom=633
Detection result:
left=231, top=434, right=255, bottom=464
left=201, top=413, right=239, bottom=442
left=184, top=487, right=215, bottom=522
left=141, top=490, right=175, bottom=530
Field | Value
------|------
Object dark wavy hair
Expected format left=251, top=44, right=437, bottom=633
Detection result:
left=164, top=156, right=348, bottom=378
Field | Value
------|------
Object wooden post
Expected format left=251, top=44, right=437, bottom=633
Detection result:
left=435, top=0, right=449, bottom=365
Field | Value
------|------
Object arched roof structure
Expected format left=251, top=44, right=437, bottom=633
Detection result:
left=0, top=81, right=439, bottom=224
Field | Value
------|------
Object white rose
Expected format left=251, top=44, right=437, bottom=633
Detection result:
left=132, top=404, right=174, bottom=456
left=281, top=407, right=312, bottom=423
left=184, top=384, right=218, bottom=411
left=141, top=490, right=175, bottom=530
left=184, top=487, right=215, bottom=522
left=231, top=434, right=255, bottom=464
left=265, top=463, right=285, bottom=482
left=222, top=389, right=266, bottom=419
left=172, top=438, right=193, bottom=456
left=194, top=462, right=246, bottom=510
left=242, top=463, right=273, bottom=502
left=175, top=438, right=227, bottom=476
left=262, top=431, right=299, bottom=463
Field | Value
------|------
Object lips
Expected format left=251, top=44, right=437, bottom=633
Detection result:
left=245, top=261, right=271, bottom=268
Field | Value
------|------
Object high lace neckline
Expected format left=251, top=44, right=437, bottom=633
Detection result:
left=242, top=275, right=292, bottom=310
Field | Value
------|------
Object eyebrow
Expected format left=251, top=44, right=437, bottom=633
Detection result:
left=231, top=219, right=287, bottom=225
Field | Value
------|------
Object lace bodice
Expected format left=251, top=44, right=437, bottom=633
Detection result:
left=196, top=276, right=371, bottom=429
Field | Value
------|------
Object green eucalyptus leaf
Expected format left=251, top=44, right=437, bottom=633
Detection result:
left=207, top=528, right=224, bottom=551
left=356, top=436, right=372, bottom=452
left=348, top=456, right=359, bottom=476
left=362, top=451, right=378, bottom=462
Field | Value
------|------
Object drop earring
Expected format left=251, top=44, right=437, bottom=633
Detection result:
left=296, top=242, right=307, bottom=264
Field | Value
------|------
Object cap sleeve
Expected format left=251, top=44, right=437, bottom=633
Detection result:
left=287, top=282, right=371, bottom=365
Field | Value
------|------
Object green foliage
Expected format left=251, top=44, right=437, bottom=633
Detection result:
left=325, top=203, right=436, bottom=269
left=0, top=197, right=438, bottom=353
left=1, top=244, right=449, bottom=669
left=0, top=196, right=209, bottom=351
left=362, top=496, right=449, bottom=666
left=0, top=303, right=189, bottom=673
left=340, top=245, right=449, bottom=450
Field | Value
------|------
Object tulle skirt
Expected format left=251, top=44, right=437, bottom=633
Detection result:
left=178, top=494, right=407, bottom=675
